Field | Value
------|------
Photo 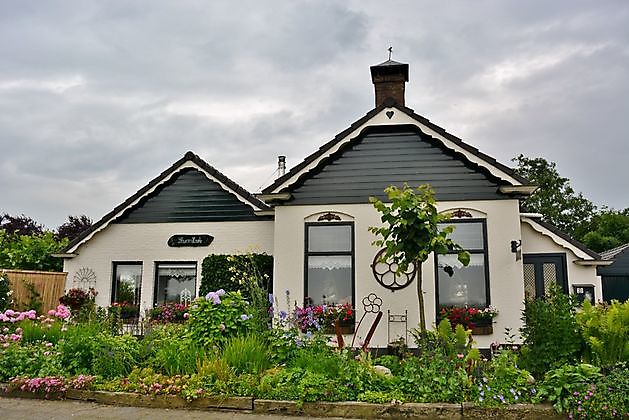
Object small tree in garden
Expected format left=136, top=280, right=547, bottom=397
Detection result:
left=369, top=184, right=470, bottom=332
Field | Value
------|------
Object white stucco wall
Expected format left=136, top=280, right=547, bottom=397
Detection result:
left=273, top=199, right=525, bottom=349
left=63, top=221, right=274, bottom=313
left=521, top=221, right=602, bottom=301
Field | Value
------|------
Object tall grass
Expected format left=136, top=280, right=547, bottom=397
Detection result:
left=221, top=334, right=271, bottom=375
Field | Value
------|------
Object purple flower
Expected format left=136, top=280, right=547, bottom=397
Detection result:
left=240, top=314, right=250, bottom=321
left=216, top=289, right=225, bottom=296
left=268, top=293, right=274, bottom=304
left=279, top=310, right=287, bottom=321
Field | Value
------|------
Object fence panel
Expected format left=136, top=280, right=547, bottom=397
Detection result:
left=2, top=269, right=67, bottom=312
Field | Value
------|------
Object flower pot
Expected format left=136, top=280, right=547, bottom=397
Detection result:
left=470, top=321, right=493, bottom=335
left=323, top=321, right=355, bottom=335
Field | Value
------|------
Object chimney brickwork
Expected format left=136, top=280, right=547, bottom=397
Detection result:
left=370, top=60, right=409, bottom=107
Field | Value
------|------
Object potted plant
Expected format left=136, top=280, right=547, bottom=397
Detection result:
left=439, top=305, right=498, bottom=335
left=294, top=302, right=355, bottom=334
left=110, top=301, right=140, bottom=320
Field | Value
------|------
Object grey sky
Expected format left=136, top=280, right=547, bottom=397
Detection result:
left=1, top=1, right=627, bottom=228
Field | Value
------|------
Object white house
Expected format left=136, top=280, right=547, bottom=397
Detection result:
left=57, top=59, right=607, bottom=348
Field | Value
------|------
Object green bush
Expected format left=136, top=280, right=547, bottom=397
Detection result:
left=397, top=354, right=470, bottom=403
left=519, top=283, right=583, bottom=377
left=561, top=363, right=629, bottom=419
left=17, top=319, right=63, bottom=345
left=537, top=363, right=601, bottom=413
left=577, top=300, right=629, bottom=366
left=58, top=322, right=139, bottom=378
left=199, top=253, right=272, bottom=299
left=473, top=351, right=535, bottom=406
left=221, top=334, right=271, bottom=375
left=0, top=343, right=65, bottom=381
left=0, top=271, right=12, bottom=311
left=150, top=337, right=206, bottom=376
left=186, top=291, right=253, bottom=347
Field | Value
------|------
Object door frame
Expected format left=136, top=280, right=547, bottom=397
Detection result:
left=523, top=253, right=568, bottom=298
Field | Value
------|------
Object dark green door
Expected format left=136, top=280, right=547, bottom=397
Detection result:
left=523, top=254, right=568, bottom=299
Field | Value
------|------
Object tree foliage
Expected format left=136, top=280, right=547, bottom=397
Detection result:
left=369, top=184, right=470, bottom=332
left=581, top=209, right=629, bottom=253
left=0, top=213, right=69, bottom=272
left=0, top=230, right=67, bottom=272
left=0, top=213, right=44, bottom=237
left=56, top=215, right=93, bottom=241
left=514, top=154, right=629, bottom=253
left=513, top=155, right=596, bottom=238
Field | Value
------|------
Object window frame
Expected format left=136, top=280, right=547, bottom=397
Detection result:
left=153, top=261, right=198, bottom=306
left=111, top=261, right=143, bottom=306
left=303, top=221, right=355, bottom=308
left=434, top=218, right=491, bottom=311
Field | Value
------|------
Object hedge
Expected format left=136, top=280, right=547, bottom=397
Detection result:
left=199, top=254, right=273, bottom=299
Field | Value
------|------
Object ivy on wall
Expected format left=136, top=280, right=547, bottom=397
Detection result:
left=200, top=253, right=273, bottom=299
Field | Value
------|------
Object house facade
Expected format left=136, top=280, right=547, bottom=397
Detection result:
left=58, top=59, right=606, bottom=348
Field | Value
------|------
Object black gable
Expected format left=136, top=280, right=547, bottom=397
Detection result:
left=287, top=125, right=506, bottom=204
left=115, top=168, right=263, bottom=223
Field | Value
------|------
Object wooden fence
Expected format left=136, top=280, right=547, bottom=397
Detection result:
left=2, top=269, right=67, bottom=313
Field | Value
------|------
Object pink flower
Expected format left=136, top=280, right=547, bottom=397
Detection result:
left=457, top=353, right=464, bottom=359
left=183, top=313, right=189, bottom=319
left=15, top=327, right=22, bottom=334
left=45, top=342, right=53, bottom=348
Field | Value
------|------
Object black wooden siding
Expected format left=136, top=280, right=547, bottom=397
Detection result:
left=288, top=129, right=505, bottom=204
left=598, top=248, right=629, bottom=276
left=115, top=168, right=263, bottom=223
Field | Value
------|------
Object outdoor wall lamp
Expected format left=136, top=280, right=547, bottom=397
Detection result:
left=511, top=240, right=522, bottom=261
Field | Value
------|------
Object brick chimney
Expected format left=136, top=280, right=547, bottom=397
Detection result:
left=370, top=59, right=409, bottom=107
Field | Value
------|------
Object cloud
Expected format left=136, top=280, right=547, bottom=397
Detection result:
left=0, top=0, right=628, bottom=228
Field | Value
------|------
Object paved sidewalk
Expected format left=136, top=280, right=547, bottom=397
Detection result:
left=0, top=397, right=350, bottom=420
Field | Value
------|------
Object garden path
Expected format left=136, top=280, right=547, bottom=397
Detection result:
left=0, top=397, right=354, bottom=420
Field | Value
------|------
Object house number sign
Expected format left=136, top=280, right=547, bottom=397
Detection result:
left=167, top=234, right=214, bottom=247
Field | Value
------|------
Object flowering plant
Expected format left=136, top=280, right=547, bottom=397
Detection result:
left=439, top=306, right=498, bottom=330
left=148, top=302, right=188, bottom=323
left=59, top=288, right=97, bottom=313
left=110, top=301, right=140, bottom=319
left=294, top=302, right=355, bottom=333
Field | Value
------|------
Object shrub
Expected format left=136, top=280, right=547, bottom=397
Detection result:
left=59, top=288, right=97, bottom=313
left=0, top=271, right=12, bottom=311
left=473, top=351, right=536, bottom=407
left=561, top=363, right=629, bottom=419
left=0, top=343, right=65, bottom=381
left=186, top=290, right=253, bottom=346
left=536, top=363, right=601, bottom=413
left=519, top=283, right=583, bottom=377
left=577, top=300, right=629, bottom=367
left=150, top=336, right=206, bottom=376
left=221, top=334, right=271, bottom=375
left=200, top=253, right=273, bottom=299
left=148, top=302, right=188, bottom=323
left=57, top=322, right=139, bottom=378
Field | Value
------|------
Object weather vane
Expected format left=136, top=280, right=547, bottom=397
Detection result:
left=387, top=46, right=393, bottom=60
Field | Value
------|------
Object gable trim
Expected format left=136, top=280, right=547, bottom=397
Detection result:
left=61, top=151, right=272, bottom=255
left=521, top=216, right=602, bottom=261
left=263, top=104, right=532, bottom=195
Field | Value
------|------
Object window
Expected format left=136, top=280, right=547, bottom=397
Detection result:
left=435, top=220, right=489, bottom=308
left=154, top=262, right=197, bottom=305
left=111, top=263, right=142, bottom=317
left=305, top=223, right=354, bottom=306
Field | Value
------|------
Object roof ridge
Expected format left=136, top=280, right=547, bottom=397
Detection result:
left=600, top=242, right=629, bottom=260
left=262, top=104, right=532, bottom=194
left=61, top=151, right=270, bottom=253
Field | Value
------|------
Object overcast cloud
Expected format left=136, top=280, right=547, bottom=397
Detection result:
left=0, top=0, right=627, bottom=228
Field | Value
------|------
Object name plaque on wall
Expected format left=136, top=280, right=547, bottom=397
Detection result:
left=167, top=234, right=214, bottom=247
